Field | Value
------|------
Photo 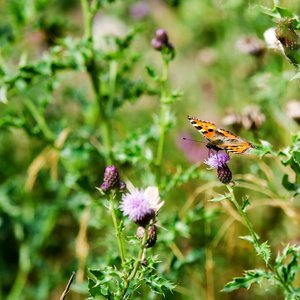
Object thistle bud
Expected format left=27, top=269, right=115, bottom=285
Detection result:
left=118, top=181, right=127, bottom=192
left=103, top=166, right=120, bottom=188
left=136, top=226, right=145, bottom=240
left=151, top=38, right=163, bottom=50
left=146, top=225, right=157, bottom=248
left=141, top=258, right=148, bottom=266
left=151, top=28, right=174, bottom=56
left=275, top=18, right=300, bottom=66
left=136, top=225, right=158, bottom=248
left=217, top=163, right=232, bottom=184
left=100, top=182, right=111, bottom=194
left=155, top=29, right=169, bottom=43
left=98, top=166, right=124, bottom=194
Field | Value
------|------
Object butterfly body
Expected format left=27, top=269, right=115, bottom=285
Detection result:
left=187, top=116, right=257, bottom=155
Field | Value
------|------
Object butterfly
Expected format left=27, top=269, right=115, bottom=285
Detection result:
left=187, top=116, right=257, bottom=155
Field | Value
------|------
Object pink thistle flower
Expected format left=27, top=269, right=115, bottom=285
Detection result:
left=119, top=186, right=164, bottom=225
left=204, top=153, right=232, bottom=184
left=204, top=152, right=230, bottom=170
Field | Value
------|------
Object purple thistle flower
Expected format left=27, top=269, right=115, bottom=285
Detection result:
left=204, top=152, right=230, bottom=170
left=204, top=152, right=233, bottom=184
left=120, top=188, right=153, bottom=224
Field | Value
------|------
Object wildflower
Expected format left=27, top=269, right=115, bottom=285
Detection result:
left=264, top=19, right=300, bottom=67
left=98, top=165, right=126, bottom=194
left=205, top=152, right=230, bottom=170
left=205, top=152, right=232, bottom=184
left=130, top=1, right=149, bottom=19
left=144, top=186, right=164, bottom=214
left=120, top=186, right=163, bottom=226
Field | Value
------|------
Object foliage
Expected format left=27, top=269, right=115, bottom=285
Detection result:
left=1, top=0, right=300, bottom=300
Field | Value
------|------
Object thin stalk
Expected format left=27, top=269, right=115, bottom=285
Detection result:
left=155, top=58, right=169, bottom=185
left=109, top=193, right=125, bottom=265
left=24, top=99, right=55, bottom=141
left=227, top=185, right=260, bottom=247
left=80, top=0, right=93, bottom=39
left=226, top=185, right=296, bottom=295
left=118, top=226, right=148, bottom=300
left=107, top=60, right=118, bottom=116
left=80, top=0, right=113, bottom=165
left=7, top=244, right=31, bottom=300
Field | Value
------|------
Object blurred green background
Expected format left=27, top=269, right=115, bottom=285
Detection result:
left=1, top=0, right=300, bottom=299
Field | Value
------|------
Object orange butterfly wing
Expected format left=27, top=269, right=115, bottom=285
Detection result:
left=187, top=116, right=256, bottom=154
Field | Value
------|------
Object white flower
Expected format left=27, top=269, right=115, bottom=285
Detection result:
left=144, top=186, right=164, bottom=213
left=263, top=27, right=284, bottom=52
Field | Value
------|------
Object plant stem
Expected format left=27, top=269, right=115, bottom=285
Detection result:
left=24, top=98, right=55, bottom=142
left=80, top=0, right=113, bottom=165
left=226, top=185, right=260, bottom=247
left=226, top=184, right=296, bottom=295
left=80, top=0, right=93, bottom=39
left=109, top=193, right=125, bottom=265
left=155, top=58, right=169, bottom=186
left=118, top=226, right=148, bottom=300
left=107, top=60, right=118, bottom=116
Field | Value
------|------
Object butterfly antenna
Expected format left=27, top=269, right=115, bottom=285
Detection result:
left=181, top=137, right=205, bottom=144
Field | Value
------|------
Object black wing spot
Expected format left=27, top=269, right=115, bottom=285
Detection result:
left=195, top=126, right=202, bottom=130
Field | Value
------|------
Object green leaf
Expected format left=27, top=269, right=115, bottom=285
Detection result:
left=290, top=70, right=300, bottom=80
left=275, top=244, right=300, bottom=286
left=222, top=269, right=270, bottom=292
left=241, top=197, right=250, bottom=211
left=145, top=65, right=159, bottom=81
left=144, top=274, right=175, bottom=295
left=239, top=235, right=255, bottom=243
left=282, top=174, right=300, bottom=196
left=256, top=241, right=271, bottom=264
left=251, top=140, right=276, bottom=157
left=88, top=278, right=112, bottom=298
left=292, top=151, right=300, bottom=166
left=259, top=5, right=296, bottom=20
left=209, top=194, right=228, bottom=202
